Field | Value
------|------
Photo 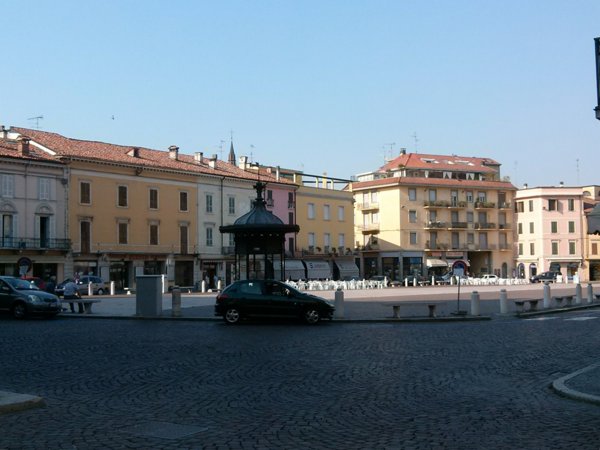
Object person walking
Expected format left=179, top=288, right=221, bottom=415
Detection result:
left=63, top=279, right=83, bottom=313
left=45, top=276, right=56, bottom=295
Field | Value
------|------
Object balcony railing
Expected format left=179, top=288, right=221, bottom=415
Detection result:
left=424, top=200, right=450, bottom=208
left=358, top=223, right=380, bottom=233
left=424, top=221, right=447, bottom=229
left=448, top=222, right=469, bottom=229
left=473, top=222, right=496, bottom=230
left=449, top=200, right=468, bottom=208
left=357, top=202, right=379, bottom=211
left=498, top=202, right=512, bottom=209
left=474, top=201, right=496, bottom=209
left=0, top=237, right=71, bottom=251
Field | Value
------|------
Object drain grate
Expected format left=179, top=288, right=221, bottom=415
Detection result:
left=121, top=421, right=209, bottom=440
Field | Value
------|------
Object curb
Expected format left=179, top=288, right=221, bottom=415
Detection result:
left=551, top=363, right=600, bottom=405
left=0, top=391, right=45, bottom=415
left=516, top=303, right=600, bottom=318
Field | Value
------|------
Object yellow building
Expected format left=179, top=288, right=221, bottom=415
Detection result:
left=350, top=150, right=516, bottom=281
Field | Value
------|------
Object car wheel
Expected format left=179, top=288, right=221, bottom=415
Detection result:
left=224, top=308, right=241, bottom=324
left=97, top=288, right=104, bottom=295
left=11, top=302, right=27, bottom=319
left=304, top=308, right=320, bottom=325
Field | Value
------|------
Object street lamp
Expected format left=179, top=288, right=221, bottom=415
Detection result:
left=595, top=37, right=600, bottom=120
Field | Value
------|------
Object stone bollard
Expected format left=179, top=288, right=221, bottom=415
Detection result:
left=171, top=287, right=181, bottom=317
left=575, top=283, right=582, bottom=304
left=217, top=279, right=222, bottom=291
left=88, top=282, right=93, bottom=296
left=470, top=291, right=480, bottom=316
left=543, top=283, right=551, bottom=309
left=201, top=280, right=207, bottom=293
left=431, top=276, right=435, bottom=286
left=588, top=283, right=594, bottom=304
left=334, top=288, right=344, bottom=319
left=499, top=289, right=508, bottom=314
left=110, top=281, right=115, bottom=296
left=405, top=278, right=409, bottom=287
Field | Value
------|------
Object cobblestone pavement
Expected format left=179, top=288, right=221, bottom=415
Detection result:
left=1, top=312, right=600, bottom=449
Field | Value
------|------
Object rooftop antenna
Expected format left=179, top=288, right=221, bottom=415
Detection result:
left=383, top=142, right=396, bottom=162
left=250, top=144, right=255, bottom=163
left=28, top=115, right=43, bottom=130
left=576, top=158, right=580, bottom=184
left=412, top=132, right=419, bottom=153
left=219, top=140, right=226, bottom=160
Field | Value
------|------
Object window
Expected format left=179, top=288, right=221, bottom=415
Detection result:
left=372, top=212, right=379, bottom=224
left=516, top=202, right=524, bottom=213
left=149, top=188, right=158, bottom=209
left=206, top=194, right=213, bottom=213
left=1, top=174, right=14, bottom=198
left=80, top=221, right=91, bottom=254
left=477, top=192, right=486, bottom=202
left=228, top=197, right=235, bottom=215
left=180, top=225, right=188, bottom=254
left=408, top=188, right=416, bottom=201
left=371, top=191, right=378, bottom=203
left=308, top=232, right=315, bottom=247
left=569, top=241, right=576, bottom=255
left=551, top=241, right=559, bottom=255
left=323, top=205, right=330, bottom=221
left=288, top=192, right=295, bottom=208
left=206, top=227, right=213, bottom=247
left=409, top=210, right=417, bottom=223
left=466, top=211, right=474, bottom=223
left=467, top=233, right=474, bottom=244
left=530, top=243, right=535, bottom=255
left=551, top=221, right=558, bottom=233
left=518, top=223, right=523, bottom=234
left=568, top=199, right=575, bottom=211
left=529, top=222, right=534, bottom=233
left=518, top=243, right=523, bottom=255
left=228, top=233, right=235, bottom=247
left=80, top=181, right=91, bottom=204
left=324, top=233, right=331, bottom=250
left=179, top=192, right=188, bottom=211
left=528, top=200, right=533, bottom=212
left=338, top=233, right=345, bottom=248
left=428, top=189, right=437, bottom=202
left=149, top=224, right=159, bottom=245
left=308, top=203, right=315, bottom=219
left=338, top=206, right=345, bottom=221
left=39, top=178, right=50, bottom=200
left=548, top=199, right=557, bottom=211
left=288, top=212, right=294, bottom=225
left=410, top=232, right=417, bottom=245
left=118, top=222, right=128, bottom=244
left=466, top=191, right=473, bottom=203
left=568, top=221, right=575, bottom=233
left=118, top=185, right=128, bottom=207
left=593, top=243, right=598, bottom=255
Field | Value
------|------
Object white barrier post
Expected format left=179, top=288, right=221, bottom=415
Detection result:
left=171, top=287, right=181, bottom=317
left=110, top=281, right=115, bottom=296
left=201, top=280, right=206, bottom=293
left=431, top=276, right=435, bottom=286
left=334, top=288, right=344, bottom=319
left=470, top=291, right=480, bottom=316
left=575, top=283, right=582, bottom=304
left=499, top=289, right=508, bottom=314
left=543, top=283, right=551, bottom=309
left=588, top=283, right=594, bottom=304
left=88, top=282, right=93, bottom=296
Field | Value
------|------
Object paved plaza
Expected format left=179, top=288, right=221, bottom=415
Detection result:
left=1, top=284, right=600, bottom=449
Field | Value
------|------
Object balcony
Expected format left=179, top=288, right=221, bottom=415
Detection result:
left=359, top=223, right=380, bottom=234
left=473, top=222, right=496, bottom=230
left=0, top=237, right=71, bottom=251
left=474, top=201, right=496, bottom=209
left=424, top=200, right=450, bottom=208
left=448, top=222, right=468, bottom=229
left=498, top=202, right=512, bottom=209
left=498, top=223, right=511, bottom=230
left=448, top=200, right=468, bottom=209
left=498, top=244, right=512, bottom=251
left=222, top=246, right=235, bottom=255
left=357, top=202, right=379, bottom=211
left=466, top=243, right=497, bottom=251
left=424, top=221, right=447, bottom=229
left=425, top=241, right=449, bottom=250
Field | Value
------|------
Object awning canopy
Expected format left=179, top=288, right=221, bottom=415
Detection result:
left=426, top=258, right=448, bottom=268
left=334, top=260, right=359, bottom=280
left=305, top=260, right=332, bottom=280
left=284, top=260, right=306, bottom=280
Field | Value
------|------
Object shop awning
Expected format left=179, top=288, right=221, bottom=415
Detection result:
left=305, top=260, right=332, bottom=280
left=334, top=260, right=360, bottom=280
left=284, top=260, right=306, bottom=280
left=426, top=258, right=448, bottom=268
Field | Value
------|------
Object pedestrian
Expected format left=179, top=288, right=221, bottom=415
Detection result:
left=63, top=279, right=83, bottom=313
left=45, top=276, right=56, bottom=294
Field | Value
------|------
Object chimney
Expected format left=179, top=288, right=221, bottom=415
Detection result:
left=276, top=166, right=280, bottom=181
left=209, top=154, right=217, bottom=169
left=239, top=155, right=248, bottom=170
left=128, top=147, right=140, bottom=158
left=1, top=125, right=7, bottom=140
left=18, top=136, right=30, bottom=156
left=400, top=148, right=407, bottom=155
left=194, top=152, right=204, bottom=163
left=168, top=145, right=179, bottom=160
left=523, top=183, right=528, bottom=189
left=559, top=181, right=564, bottom=187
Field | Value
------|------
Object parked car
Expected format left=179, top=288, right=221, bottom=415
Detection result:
left=21, top=276, right=46, bottom=291
left=530, top=271, right=559, bottom=283
left=480, top=274, right=499, bottom=283
left=215, top=279, right=335, bottom=325
left=0, top=276, right=61, bottom=319
left=55, top=276, right=107, bottom=297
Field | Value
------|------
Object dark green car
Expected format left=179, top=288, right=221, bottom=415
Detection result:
left=0, top=276, right=62, bottom=319
left=215, top=279, right=334, bottom=325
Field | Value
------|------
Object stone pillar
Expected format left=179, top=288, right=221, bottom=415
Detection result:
left=499, top=289, right=508, bottom=314
left=334, top=288, right=344, bottom=319
left=470, top=291, right=480, bottom=316
left=171, top=287, right=181, bottom=317
left=543, top=283, right=551, bottom=309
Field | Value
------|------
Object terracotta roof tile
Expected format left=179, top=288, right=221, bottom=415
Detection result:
left=352, top=176, right=516, bottom=191
left=380, top=152, right=499, bottom=174
left=0, top=139, right=60, bottom=163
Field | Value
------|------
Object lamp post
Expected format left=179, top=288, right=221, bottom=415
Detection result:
left=595, top=37, right=600, bottom=120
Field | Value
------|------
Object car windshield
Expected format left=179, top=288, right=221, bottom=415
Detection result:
left=6, top=278, right=40, bottom=290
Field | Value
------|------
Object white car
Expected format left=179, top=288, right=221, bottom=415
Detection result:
left=480, top=274, right=499, bottom=283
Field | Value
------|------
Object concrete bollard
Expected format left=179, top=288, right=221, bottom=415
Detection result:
left=171, top=287, right=181, bottom=317
left=588, top=283, right=594, bottom=304
left=334, top=288, right=344, bottom=319
left=201, top=280, right=206, bottom=293
left=413, top=277, right=417, bottom=287
left=217, top=279, right=222, bottom=291
left=499, top=289, right=508, bottom=314
left=88, top=282, right=93, bottom=296
left=470, top=291, right=480, bottom=316
left=543, top=283, right=551, bottom=309
left=575, top=283, right=582, bottom=304
left=405, top=278, right=409, bottom=287
left=110, top=281, right=115, bottom=296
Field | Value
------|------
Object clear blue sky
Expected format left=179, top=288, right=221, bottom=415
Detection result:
left=2, top=1, right=599, bottom=188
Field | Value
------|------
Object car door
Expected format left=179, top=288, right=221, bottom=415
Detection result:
left=264, top=281, right=299, bottom=317
left=237, top=281, right=268, bottom=316
left=0, top=279, right=15, bottom=312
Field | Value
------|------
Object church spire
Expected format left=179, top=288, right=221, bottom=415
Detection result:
left=228, top=140, right=236, bottom=165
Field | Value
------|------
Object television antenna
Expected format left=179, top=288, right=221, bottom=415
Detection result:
left=383, top=142, right=396, bottom=162
left=412, top=132, right=419, bottom=153
left=28, top=115, right=44, bottom=129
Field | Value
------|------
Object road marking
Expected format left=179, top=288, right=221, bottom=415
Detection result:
left=564, top=317, right=598, bottom=321
left=525, top=317, right=559, bottom=321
